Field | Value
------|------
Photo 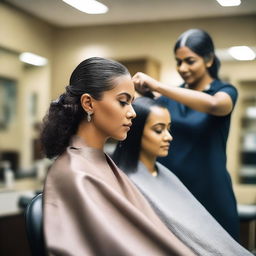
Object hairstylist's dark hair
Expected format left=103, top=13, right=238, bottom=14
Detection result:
left=112, top=97, right=167, bottom=173
left=41, top=57, right=130, bottom=159
left=174, top=29, right=220, bottom=79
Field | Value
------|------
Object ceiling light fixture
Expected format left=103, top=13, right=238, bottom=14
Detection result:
left=216, top=0, right=241, bottom=7
left=62, top=0, right=108, bottom=14
left=228, top=46, right=256, bottom=61
left=19, top=52, right=48, bottom=66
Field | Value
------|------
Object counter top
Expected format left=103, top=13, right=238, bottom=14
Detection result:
left=0, top=178, right=43, bottom=217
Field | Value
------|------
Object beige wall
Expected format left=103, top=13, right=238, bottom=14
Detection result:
left=0, top=4, right=52, bottom=169
left=0, top=4, right=53, bottom=58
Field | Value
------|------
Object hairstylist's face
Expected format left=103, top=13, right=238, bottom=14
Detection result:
left=141, top=106, right=172, bottom=159
left=92, top=75, right=136, bottom=141
left=175, top=46, right=211, bottom=87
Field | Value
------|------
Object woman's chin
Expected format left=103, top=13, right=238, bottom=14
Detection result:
left=112, top=133, right=127, bottom=141
left=158, top=152, right=169, bottom=158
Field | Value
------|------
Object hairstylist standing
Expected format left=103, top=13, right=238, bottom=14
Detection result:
left=133, top=29, right=239, bottom=241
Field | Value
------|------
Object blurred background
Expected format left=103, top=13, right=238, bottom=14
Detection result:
left=0, top=0, right=256, bottom=255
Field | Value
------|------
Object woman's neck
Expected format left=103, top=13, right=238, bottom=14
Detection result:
left=76, top=121, right=106, bottom=150
left=139, top=152, right=157, bottom=175
left=187, top=74, right=213, bottom=91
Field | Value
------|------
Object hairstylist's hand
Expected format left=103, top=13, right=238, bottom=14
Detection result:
left=132, top=72, right=158, bottom=95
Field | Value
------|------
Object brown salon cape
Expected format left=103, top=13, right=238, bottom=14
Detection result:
left=43, top=136, right=196, bottom=256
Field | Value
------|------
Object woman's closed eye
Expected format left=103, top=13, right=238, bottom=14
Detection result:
left=176, top=58, right=196, bottom=66
left=176, top=60, right=182, bottom=66
left=153, top=124, right=171, bottom=135
left=154, top=129, right=163, bottom=134
left=186, top=59, right=196, bottom=65
left=119, top=100, right=129, bottom=106
left=117, top=92, right=134, bottom=107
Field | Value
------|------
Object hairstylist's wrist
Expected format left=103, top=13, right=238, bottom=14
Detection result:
left=152, top=80, right=164, bottom=93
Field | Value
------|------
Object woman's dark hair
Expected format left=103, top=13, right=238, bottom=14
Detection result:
left=112, top=97, right=167, bottom=173
left=174, top=28, right=220, bottom=79
left=41, top=57, right=130, bottom=159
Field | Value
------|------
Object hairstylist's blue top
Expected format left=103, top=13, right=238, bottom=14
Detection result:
left=157, top=79, right=239, bottom=240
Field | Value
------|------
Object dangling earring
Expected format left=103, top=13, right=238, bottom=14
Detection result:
left=86, top=111, right=93, bottom=122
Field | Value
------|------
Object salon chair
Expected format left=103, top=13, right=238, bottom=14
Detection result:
left=25, top=193, right=45, bottom=256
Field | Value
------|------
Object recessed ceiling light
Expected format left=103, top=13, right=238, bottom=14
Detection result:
left=62, top=0, right=108, bottom=14
left=228, top=46, right=256, bottom=61
left=19, top=52, right=48, bottom=66
left=216, top=0, right=241, bottom=7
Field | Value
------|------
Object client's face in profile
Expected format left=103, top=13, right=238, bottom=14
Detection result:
left=141, top=106, right=172, bottom=158
left=92, top=75, right=136, bottom=141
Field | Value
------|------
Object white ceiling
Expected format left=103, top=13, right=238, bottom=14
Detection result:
left=4, top=0, right=256, bottom=27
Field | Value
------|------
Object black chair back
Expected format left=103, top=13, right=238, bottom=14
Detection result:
left=25, top=193, right=45, bottom=256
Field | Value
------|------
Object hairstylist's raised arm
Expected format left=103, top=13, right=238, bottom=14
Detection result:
left=133, top=72, right=233, bottom=116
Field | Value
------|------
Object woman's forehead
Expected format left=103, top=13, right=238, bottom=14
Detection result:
left=105, top=75, right=134, bottom=96
left=147, top=106, right=170, bottom=124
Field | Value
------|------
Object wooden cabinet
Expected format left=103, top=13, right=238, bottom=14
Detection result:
left=118, top=58, right=160, bottom=80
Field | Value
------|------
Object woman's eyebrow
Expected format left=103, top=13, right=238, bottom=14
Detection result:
left=176, top=56, right=195, bottom=61
left=152, top=122, right=171, bottom=128
left=117, top=92, right=132, bottom=100
left=152, top=123, right=165, bottom=128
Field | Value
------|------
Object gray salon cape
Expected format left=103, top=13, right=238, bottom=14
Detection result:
left=43, top=136, right=195, bottom=256
left=127, top=161, right=252, bottom=256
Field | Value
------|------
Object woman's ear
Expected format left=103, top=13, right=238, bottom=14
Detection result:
left=205, top=54, right=214, bottom=68
left=80, top=93, right=94, bottom=112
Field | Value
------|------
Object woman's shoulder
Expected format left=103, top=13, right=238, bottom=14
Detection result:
left=45, top=146, right=93, bottom=185
left=156, top=162, right=198, bottom=194
left=46, top=151, right=74, bottom=183
left=156, top=162, right=183, bottom=181
left=211, top=79, right=237, bottom=92
left=211, top=80, right=238, bottom=103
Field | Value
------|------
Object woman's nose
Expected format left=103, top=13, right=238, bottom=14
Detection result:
left=127, top=105, right=136, bottom=119
left=178, top=62, right=188, bottom=72
left=164, top=130, right=173, bottom=142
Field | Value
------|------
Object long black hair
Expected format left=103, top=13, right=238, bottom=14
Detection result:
left=40, top=57, right=130, bottom=159
left=174, top=28, right=220, bottom=79
left=112, top=97, right=167, bottom=173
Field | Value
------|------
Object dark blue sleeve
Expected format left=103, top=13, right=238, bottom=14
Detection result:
left=156, top=96, right=169, bottom=105
left=218, top=84, right=238, bottom=105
